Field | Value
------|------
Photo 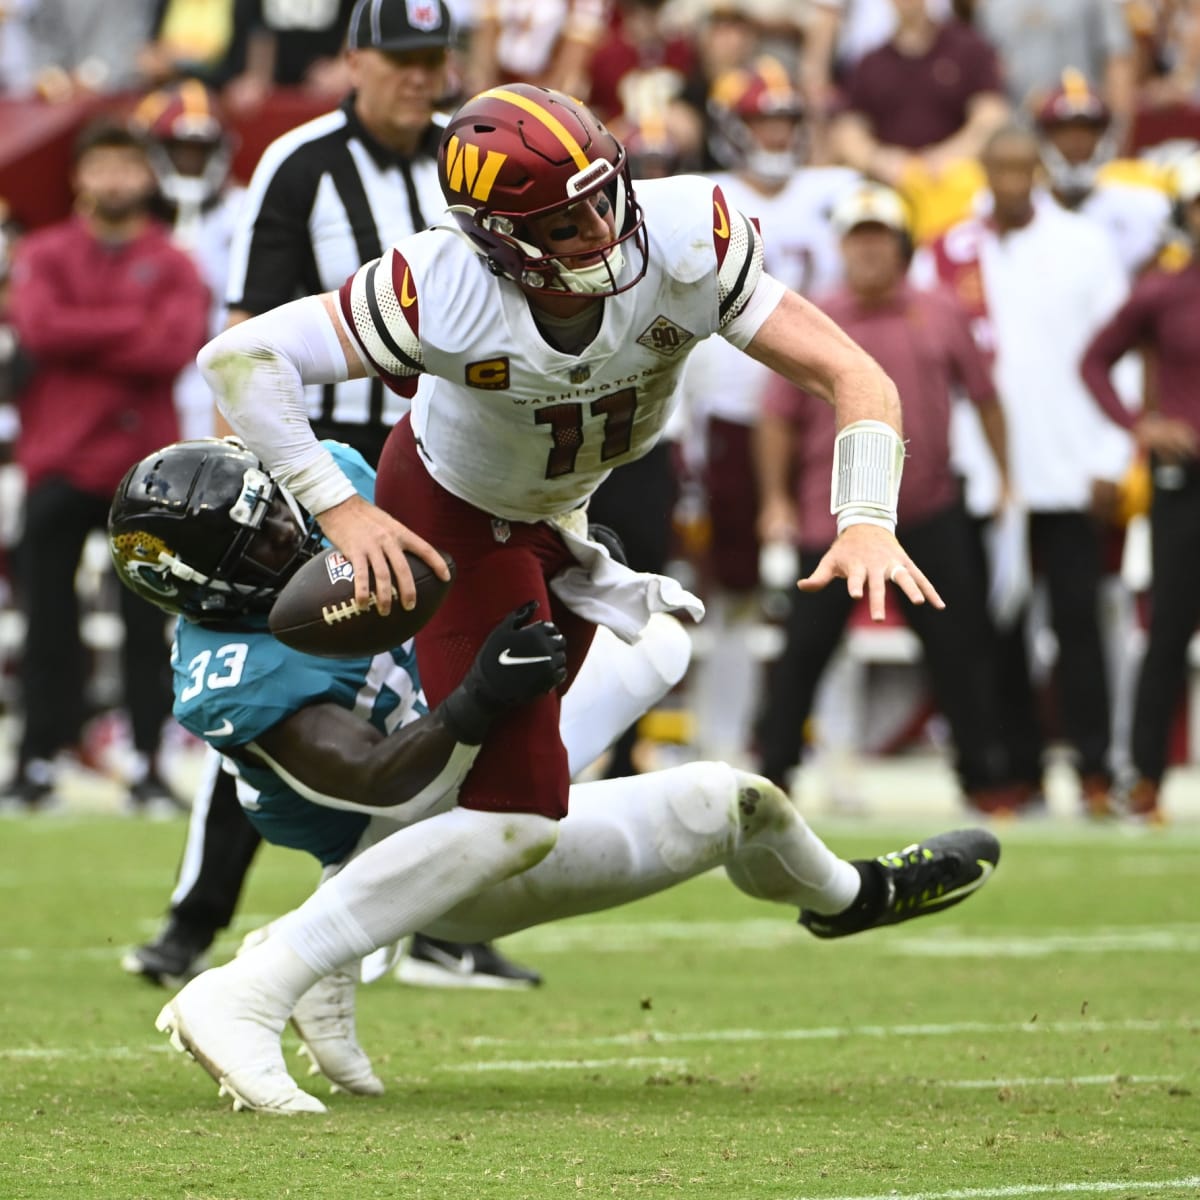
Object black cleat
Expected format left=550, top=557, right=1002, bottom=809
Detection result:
left=800, top=828, right=1000, bottom=939
left=126, top=772, right=187, bottom=818
left=395, top=935, right=543, bottom=990
left=122, top=919, right=213, bottom=987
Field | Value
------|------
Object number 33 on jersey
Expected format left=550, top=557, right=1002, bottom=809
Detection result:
left=337, top=175, right=766, bottom=523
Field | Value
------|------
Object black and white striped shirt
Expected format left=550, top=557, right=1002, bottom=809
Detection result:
left=226, top=94, right=446, bottom=464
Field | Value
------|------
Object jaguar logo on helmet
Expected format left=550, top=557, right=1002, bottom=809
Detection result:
left=110, top=531, right=179, bottom=598
left=438, top=83, right=649, bottom=300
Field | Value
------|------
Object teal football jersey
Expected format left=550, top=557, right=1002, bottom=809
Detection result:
left=171, top=443, right=426, bottom=865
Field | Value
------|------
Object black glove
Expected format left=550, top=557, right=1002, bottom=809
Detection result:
left=439, top=602, right=568, bottom=744
left=588, top=522, right=628, bottom=566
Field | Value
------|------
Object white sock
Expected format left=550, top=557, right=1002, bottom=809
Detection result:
left=423, top=764, right=861, bottom=943
left=216, top=933, right=325, bottom=1023
left=723, top=776, right=861, bottom=914
left=560, top=614, right=692, bottom=776
left=270, top=807, right=558, bottom=977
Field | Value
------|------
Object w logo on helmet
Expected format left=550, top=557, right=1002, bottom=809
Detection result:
left=444, top=135, right=507, bottom=202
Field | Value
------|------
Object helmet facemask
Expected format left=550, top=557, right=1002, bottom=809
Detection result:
left=451, top=149, right=649, bottom=298
left=109, top=439, right=323, bottom=622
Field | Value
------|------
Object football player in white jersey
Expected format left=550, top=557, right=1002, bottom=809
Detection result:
left=132, top=81, right=245, bottom=441
left=187, top=84, right=954, bottom=1109
left=1034, top=69, right=1171, bottom=279
left=683, top=58, right=862, bottom=762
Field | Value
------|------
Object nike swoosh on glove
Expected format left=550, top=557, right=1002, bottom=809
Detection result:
left=439, top=601, right=568, bottom=744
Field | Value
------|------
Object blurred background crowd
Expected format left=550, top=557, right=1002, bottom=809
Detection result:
left=2, top=0, right=1200, bottom=824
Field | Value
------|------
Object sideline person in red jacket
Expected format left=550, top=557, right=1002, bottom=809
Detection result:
left=3, top=119, right=209, bottom=813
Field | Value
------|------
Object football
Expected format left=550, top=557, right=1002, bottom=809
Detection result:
left=269, top=547, right=455, bottom=658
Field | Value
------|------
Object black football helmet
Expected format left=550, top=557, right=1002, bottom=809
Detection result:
left=108, top=437, right=322, bottom=621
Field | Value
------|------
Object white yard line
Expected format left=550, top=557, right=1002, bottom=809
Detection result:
left=936, top=1074, right=1179, bottom=1089
left=464, top=1015, right=1195, bottom=1048
left=445, top=1056, right=690, bottom=1073
left=3, top=1018, right=1194, bottom=1064
left=794, top=1178, right=1200, bottom=1200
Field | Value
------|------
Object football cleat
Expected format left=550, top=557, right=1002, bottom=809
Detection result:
left=395, top=935, right=543, bottom=990
left=291, top=970, right=384, bottom=1096
left=800, top=828, right=1000, bottom=939
left=155, top=967, right=326, bottom=1114
left=121, top=919, right=212, bottom=987
left=126, top=772, right=188, bottom=819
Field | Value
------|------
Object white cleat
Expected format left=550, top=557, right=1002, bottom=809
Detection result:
left=155, top=967, right=327, bottom=1115
left=290, top=970, right=384, bottom=1097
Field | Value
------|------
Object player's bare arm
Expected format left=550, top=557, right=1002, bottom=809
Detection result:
left=198, top=291, right=449, bottom=614
left=241, top=704, right=466, bottom=810
left=744, top=288, right=944, bottom=619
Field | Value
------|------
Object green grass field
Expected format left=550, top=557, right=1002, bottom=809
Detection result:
left=2, top=814, right=1197, bottom=1200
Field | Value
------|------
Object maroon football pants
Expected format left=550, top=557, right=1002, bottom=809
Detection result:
left=376, top=417, right=596, bottom=819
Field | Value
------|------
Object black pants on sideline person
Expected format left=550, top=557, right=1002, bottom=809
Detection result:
left=17, top=477, right=172, bottom=769
left=992, top=509, right=1112, bottom=790
left=1131, top=464, right=1200, bottom=783
left=168, top=751, right=262, bottom=946
left=757, top=501, right=1010, bottom=798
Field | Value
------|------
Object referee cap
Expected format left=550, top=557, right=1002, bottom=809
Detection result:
left=347, top=0, right=454, bottom=52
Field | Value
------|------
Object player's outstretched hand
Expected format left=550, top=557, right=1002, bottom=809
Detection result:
left=315, top=494, right=450, bottom=615
left=440, top=602, right=568, bottom=744
left=798, top=524, right=944, bottom=621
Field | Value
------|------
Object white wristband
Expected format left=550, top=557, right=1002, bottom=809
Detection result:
left=831, top=420, right=905, bottom=534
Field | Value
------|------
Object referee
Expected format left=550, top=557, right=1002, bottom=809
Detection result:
left=126, top=0, right=543, bottom=991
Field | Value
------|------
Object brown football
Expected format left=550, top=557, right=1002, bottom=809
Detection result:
left=268, top=547, right=455, bottom=658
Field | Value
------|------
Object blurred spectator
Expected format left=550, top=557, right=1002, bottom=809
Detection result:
left=1034, top=67, right=1172, bottom=276
left=1137, top=0, right=1200, bottom=105
left=223, top=0, right=358, bottom=115
left=801, top=0, right=953, bottom=158
left=754, top=183, right=1014, bottom=809
left=0, top=121, right=209, bottom=812
left=0, top=0, right=36, bottom=96
left=1079, top=154, right=1200, bottom=824
left=26, top=0, right=157, bottom=100
left=465, top=0, right=608, bottom=97
left=922, top=125, right=1134, bottom=816
left=131, top=80, right=246, bottom=439
left=680, top=57, right=860, bottom=762
left=136, top=0, right=249, bottom=91
left=589, top=0, right=698, bottom=160
left=829, top=0, right=1009, bottom=241
left=677, top=3, right=764, bottom=169
left=975, top=0, right=1136, bottom=145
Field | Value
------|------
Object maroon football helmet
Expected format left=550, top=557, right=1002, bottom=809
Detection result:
left=708, top=57, right=805, bottom=182
left=438, top=83, right=648, bottom=297
left=1033, top=69, right=1114, bottom=206
left=131, top=80, right=232, bottom=208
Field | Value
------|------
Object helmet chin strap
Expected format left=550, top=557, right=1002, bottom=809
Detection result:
left=554, top=245, right=626, bottom=295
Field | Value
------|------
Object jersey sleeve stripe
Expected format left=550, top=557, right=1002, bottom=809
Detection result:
left=340, top=254, right=424, bottom=379
left=363, top=258, right=424, bottom=373
left=717, top=212, right=763, bottom=325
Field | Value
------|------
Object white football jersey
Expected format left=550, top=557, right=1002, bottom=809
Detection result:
left=682, top=166, right=861, bottom=428
left=1078, top=181, right=1170, bottom=279
left=171, top=185, right=246, bottom=439
left=339, top=175, right=767, bottom=521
